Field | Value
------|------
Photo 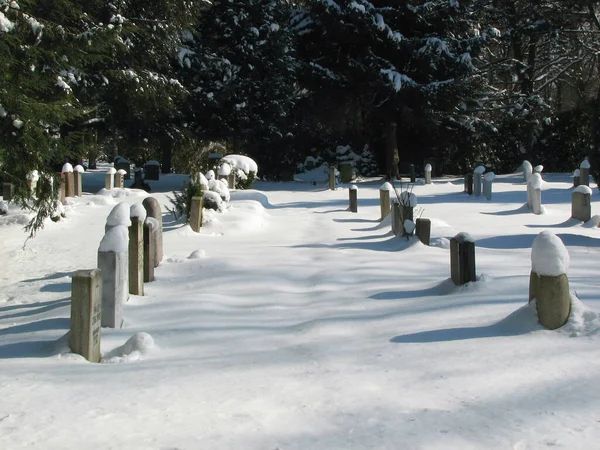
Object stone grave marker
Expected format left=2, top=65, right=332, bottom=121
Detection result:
left=144, top=161, right=160, bottom=180
left=483, top=172, right=495, bottom=200
left=70, top=269, right=102, bottom=363
left=115, top=169, right=127, bottom=189
left=450, top=232, right=476, bottom=286
left=580, top=158, right=590, bottom=186
left=190, top=196, right=203, bottom=232
left=379, top=182, right=392, bottom=220
left=227, top=172, right=236, bottom=190
left=415, top=218, right=431, bottom=246
left=424, top=164, right=432, bottom=185
left=328, top=166, right=336, bottom=190
left=144, top=218, right=157, bottom=282
left=464, top=173, right=473, bottom=195
left=62, top=162, right=74, bottom=198
left=129, top=204, right=146, bottom=296
left=409, top=164, right=416, bottom=183
left=73, top=165, right=84, bottom=196
left=217, top=164, right=231, bottom=184
left=340, top=162, right=353, bottom=183
left=349, top=185, right=358, bottom=213
left=97, top=226, right=129, bottom=328
left=114, top=157, right=131, bottom=179
left=143, top=197, right=163, bottom=266
left=573, top=169, right=580, bottom=188
left=522, top=160, right=533, bottom=183
left=391, top=200, right=401, bottom=237
left=27, top=170, right=39, bottom=195
left=571, top=185, right=592, bottom=222
left=105, top=168, right=116, bottom=190
left=473, top=166, right=485, bottom=197
left=529, top=173, right=543, bottom=215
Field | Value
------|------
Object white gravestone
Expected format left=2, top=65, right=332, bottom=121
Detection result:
left=105, top=167, right=116, bottom=190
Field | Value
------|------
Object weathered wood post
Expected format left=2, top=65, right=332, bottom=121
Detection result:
left=349, top=185, right=358, bottom=213
left=379, top=182, right=392, bottom=220
left=73, top=165, right=84, bottom=196
left=26, top=171, right=39, bottom=195
left=450, top=232, right=476, bottom=286
left=105, top=168, right=116, bottom=190
left=142, top=197, right=163, bottom=267
left=415, top=218, right=431, bottom=245
left=70, top=269, right=102, bottom=363
left=530, top=173, right=543, bottom=215
left=2, top=182, right=14, bottom=202
left=464, top=173, right=473, bottom=195
left=573, top=169, right=581, bottom=188
left=483, top=172, right=495, bottom=200
left=129, top=204, right=146, bottom=296
left=424, top=164, right=432, bottom=185
left=328, top=166, right=336, bottom=190
left=580, top=158, right=590, bottom=186
left=143, top=218, right=157, bottom=283
left=97, top=226, right=129, bottom=328
left=473, top=166, right=485, bottom=197
left=529, top=231, right=571, bottom=330
left=189, top=196, right=203, bottom=232
left=571, top=185, right=592, bottom=222
left=62, top=163, right=74, bottom=199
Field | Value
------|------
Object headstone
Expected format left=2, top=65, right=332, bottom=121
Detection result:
left=464, top=174, right=473, bottom=195
left=97, top=226, right=129, bottom=328
left=144, top=161, right=160, bottom=180
left=70, top=269, right=102, bottom=363
left=450, top=232, right=476, bottom=286
left=483, top=172, right=495, bottom=200
left=143, top=219, right=156, bottom=283
left=379, top=183, right=391, bottom=220
left=349, top=185, right=358, bottom=213
left=571, top=186, right=592, bottom=222
left=105, top=168, right=116, bottom=190
left=227, top=172, right=236, bottom=190
left=143, top=197, right=163, bottom=267
left=114, top=157, right=131, bottom=180
left=73, top=165, right=84, bottom=196
left=415, top=218, right=431, bottom=246
left=128, top=216, right=144, bottom=296
left=62, top=163, right=74, bottom=198
left=391, top=201, right=401, bottom=236
left=340, top=162, right=353, bottom=183
left=115, top=170, right=126, bottom=189
left=473, top=166, right=485, bottom=197
left=3, top=182, right=14, bottom=202
left=189, top=196, right=203, bottom=232
left=424, top=164, right=432, bottom=185
left=409, top=164, right=416, bottom=183
left=580, top=158, right=590, bottom=187
left=522, top=160, right=533, bottom=183
left=529, top=173, right=543, bottom=215
left=26, top=171, right=39, bottom=195
left=328, top=166, right=336, bottom=190
left=573, top=169, right=580, bottom=188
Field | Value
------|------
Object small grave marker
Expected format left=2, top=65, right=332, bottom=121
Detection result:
left=473, top=166, right=485, bottom=197
left=2, top=182, right=14, bottom=202
left=73, top=165, right=84, bottom=196
left=580, top=158, right=590, bottom=186
left=70, top=269, right=102, bottom=363
left=190, top=196, right=203, bottom=232
left=379, top=182, right=392, bottom=220
left=144, top=161, right=160, bottom=180
left=144, top=218, right=157, bottom=282
left=450, top=232, right=476, bottom=286
left=464, top=174, right=473, bottom=195
left=142, top=197, right=163, bottom=266
left=483, top=172, right=495, bottom=200
left=62, top=163, right=74, bottom=198
left=328, top=166, right=336, bottom=190
left=98, top=226, right=129, bottom=328
left=424, top=164, right=432, bottom=185
left=129, top=204, right=146, bottom=296
left=105, top=168, right=116, bottom=190
left=571, top=185, right=592, bottom=222
left=415, top=218, right=431, bottom=246
left=340, top=162, right=353, bottom=183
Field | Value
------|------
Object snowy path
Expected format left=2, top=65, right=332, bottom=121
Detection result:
left=1, top=176, right=600, bottom=449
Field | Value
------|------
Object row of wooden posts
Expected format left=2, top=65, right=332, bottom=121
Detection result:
left=69, top=197, right=164, bottom=363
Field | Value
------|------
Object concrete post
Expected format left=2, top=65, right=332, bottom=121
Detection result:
left=379, top=186, right=391, bottom=220
left=416, top=218, right=431, bottom=246
left=571, top=186, right=592, bottom=222
left=450, top=232, right=476, bottom=286
left=128, top=217, right=144, bottom=296
left=409, top=164, right=416, bottom=183
left=190, top=196, right=203, bottom=232
left=424, top=164, right=432, bottom=184
left=227, top=172, right=236, bottom=190
left=349, top=186, right=357, bottom=213
left=105, top=168, right=116, bottom=190
left=70, top=269, right=102, bottom=363
left=142, top=197, right=163, bottom=267
left=464, top=174, right=473, bottom=195
left=483, top=172, right=495, bottom=200
left=329, top=166, right=336, bottom=191
left=580, top=159, right=590, bottom=186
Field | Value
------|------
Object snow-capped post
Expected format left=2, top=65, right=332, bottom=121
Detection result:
left=328, top=166, right=336, bottom=191
left=349, top=185, right=358, bottom=213
left=97, top=226, right=129, bottom=328
left=59, top=175, right=66, bottom=205
left=415, top=218, right=431, bottom=246
left=450, top=232, right=476, bottom=286
left=464, top=173, right=473, bottom=195
left=189, top=196, right=203, bottom=232
left=143, top=218, right=157, bottom=283
left=379, top=182, right=392, bottom=220
left=571, top=185, right=592, bottom=222
left=128, top=204, right=146, bottom=296
left=105, top=167, right=116, bottom=190
left=340, top=161, right=353, bottom=183
left=473, top=166, right=485, bottom=197
left=483, top=172, right=495, bottom=201
left=580, top=158, right=590, bottom=187
left=115, top=169, right=127, bottom=189
left=2, top=183, right=14, bottom=202
left=62, top=162, right=74, bottom=199
left=26, top=170, right=39, bottom=195
left=399, top=190, right=416, bottom=230
left=391, top=200, right=401, bottom=236
left=144, top=160, right=160, bottom=181
left=142, top=197, right=163, bottom=267
left=227, top=172, right=236, bottom=190
left=70, top=269, right=102, bottom=363
left=529, top=173, right=543, bottom=215
left=529, top=231, right=571, bottom=330
left=105, top=202, right=131, bottom=233
left=522, top=160, right=533, bottom=183
left=217, top=163, right=230, bottom=184
left=573, top=169, right=580, bottom=188
left=424, top=164, right=432, bottom=185
left=73, top=165, right=84, bottom=196
left=409, top=164, right=416, bottom=183
left=114, top=157, right=131, bottom=180
left=534, top=165, right=543, bottom=174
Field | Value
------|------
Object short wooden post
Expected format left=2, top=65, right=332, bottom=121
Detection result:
left=128, top=216, right=144, bottom=296
left=379, top=184, right=391, bottom=220
left=190, top=196, right=203, bottom=232
left=416, top=218, right=431, bottom=246
left=2, top=182, right=14, bottom=202
left=143, top=220, right=156, bottom=283
left=450, top=232, right=476, bottom=286
left=328, top=166, right=336, bottom=190
left=70, top=269, right=102, bottom=363
left=349, top=185, right=357, bottom=213
left=571, top=186, right=592, bottom=222
left=73, top=165, right=84, bottom=196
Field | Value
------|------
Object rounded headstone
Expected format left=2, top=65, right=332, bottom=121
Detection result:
left=142, top=197, right=163, bottom=266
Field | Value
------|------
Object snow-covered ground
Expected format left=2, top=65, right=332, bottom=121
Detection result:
left=1, top=168, right=600, bottom=449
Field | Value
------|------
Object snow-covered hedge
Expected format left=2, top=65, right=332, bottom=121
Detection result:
left=219, top=154, right=258, bottom=190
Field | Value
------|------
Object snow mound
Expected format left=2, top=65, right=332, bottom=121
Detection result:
left=203, top=190, right=224, bottom=212
left=432, top=237, right=451, bottom=249
left=106, top=202, right=131, bottom=228
left=206, top=170, right=215, bottom=181
left=99, top=225, right=129, bottom=253
left=483, top=172, right=495, bottom=181
left=61, top=163, right=73, bottom=173
left=404, top=219, right=415, bottom=234
left=97, top=188, right=148, bottom=198
left=230, top=190, right=273, bottom=208
left=107, top=168, right=117, bottom=175
left=222, top=154, right=258, bottom=174
left=0, top=200, right=7, bottom=215
left=218, top=163, right=231, bottom=176
left=380, top=182, right=393, bottom=191
left=399, top=191, right=417, bottom=207
left=531, top=231, right=569, bottom=276
left=557, top=295, right=600, bottom=338
left=208, top=178, right=230, bottom=202
left=294, top=165, right=329, bottom=183
left=130, top=203, right=147, bottom=221
left=589, top=215, right=600, bottom=227
left=580, top=159, right=590, bottom=169
left=534, top=165, right=543, bottom=173
left=188, top=249, right=206, bottom=259
left=102, top=332, right=155, bottom=364
left=85, top=195, right=117, bottom=206
left=573, top=185, right=592, bottom=195
left=530, top=173, right=543, bottom=189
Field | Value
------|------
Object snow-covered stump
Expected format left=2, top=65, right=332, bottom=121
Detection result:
left=529, top=173, right=543, bottom=215
left=415, top=218, right=431, bottom=246
left=483, top=172, right=495, bottom=200
left=571, top=185, right=592, bottom=222
left=129, top=204, right=146, bottom=296
left=424, top=164, right=432, bottom=185
left=227, top=172, right=236, bottom=190
left=391, top=201, right=401, bottom=236
left=105, top=168, right=116, bottom=190
left=70, top=269, right=102, bottom=363
left=573, top=169, right=580, bottom=188
left=26, top=171, right=38, bottom=195
left=529, top=231, right=571, bottom=330
left=189, top=196, right=203, bottom=232
left=409, top=164, right=416, bottom=183
left=450, top=232, right=476, bottom=286
left=143, top=219, right=157, bottom=283
left=473, top=166, right=485, bottom=197
left=580, top=159, right=590, bottom=187
left=97, top=226, right=129, bottom=329
left=73, top=165, right=84, bottom=196
left=340, top=162, right=353, bottom=183
left=2, top=182, right=13, bottom=202
left=379, top=183, right=391, bottom=220
left=464, top=173, right=473, bottom=195
left=62, top=162, right=74, bottom=199
left=522, top=160, right=533, bottom=183
left=328, top=166, right=336, bottom=191
left=144, top=161, right=160, bottom=180
left=348, top=185, right=358, bottom=213
left=142, top=197, right=163, bottom=267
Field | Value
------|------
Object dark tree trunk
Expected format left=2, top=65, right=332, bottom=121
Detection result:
left=384, top=118, right=398, bottom=180
left=160, top=138, right=172, bottom=174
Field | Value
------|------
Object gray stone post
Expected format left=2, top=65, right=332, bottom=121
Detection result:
left=227, top=172, right=236, bottom=190
left=114, top=172, right=124, bottom=189
left=573, top=169, right=580, bottom=188
left=473, top=173, right=482, bottom=197
left=73, top=172, right=82, bottom=196
left=128, top=216, right=144, bottom=296
left=143, top=220, right=156, bottom=283
left=483, top=172, right=495, bottom=201
left=580, top=159, right=590, bottom=186
left=64, top=172, right=74, bottom=198
left=379, top=185, right=391, bottom=220
left=450, top=232, right=476, bottom=286
left=349, top=185, right=358, bottom=213
left=98, top=227, right=128, bottom=328
left=571, top=186, right=592, bottom=222
left=409, top=164, right=416, bottom=183
left=190, top=196, right=203, bottom=232
left=415, top=218, right=431, bottom=246
left=59, top=174, right=67, bottom=205
left=391, top=201, right=401, bottom=236
left=2, top=182, right=14, bottom=202
left=70, top=269, right=102, bottom=363
left=142, top=197, right=163, bottom=267
left=424, top=164, right=432, bottom=184
left=329, top=166, right=336, bottom=190
left=464, top=174, right=473, bottom=195
left=105, top=168, right=116, bottom=190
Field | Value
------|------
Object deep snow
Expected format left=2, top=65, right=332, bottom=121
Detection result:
left=1, top=168, right=600, bottom=449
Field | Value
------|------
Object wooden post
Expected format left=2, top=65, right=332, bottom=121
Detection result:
left=128, top=217, right=144, bottom=296
left=391, top=201, right=401, bottom=236
left=450, top=233, right=476, bottom=286
left=409, top=164, right=416, bottom=183
left=464, top=174, right=473, bottom=195
left=190, top=196, right=203, bottom=232
left=70, top=269, right=102, bottom=363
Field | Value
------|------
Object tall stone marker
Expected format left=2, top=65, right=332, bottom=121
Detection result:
left=115, top=169, right=127, bottom=189
left=379, top=182, right=392, bottom=220
left=144, top=161, right=160, bottom=180
left=573, top=169, right=580, bottom=188
left=144, top=218, right=157, bottom=282
left=450, top=232, right=476, bottom=286
left=143, top=197, right=163, bottom=266
left=328, top=166, right=336, bottom=191
left=409, top=164, right=416, bottom=183
left=473, top=166, right=485, bottom=197
left=340, top=162, right=353, bottom=183
left=529, top=173, right=543, bottom=215
left=349, top=185, right=358, bottom=213
left=190, top=196, right=203, bottom=233
left=70, top=269, right=102, bottom=363
left=26, top=170, right=39, bottom=195
left=129, top=204, right=146, bottom=296
left=580, top=158, right=590, bottom=187
left=391, top=201, right=401, bottom=236
left=571, top=185, right=592, bottom=222
left=105, top=168, right=116, bottom=190
left=73, top=165, right=84, bottom=196
left=464, top=174, right=473, bottom=195
left=424, top=164, right=432, bottom=185
left=62, top=162, right=74, bottom=198
left=98, top=225, right=129, bottom=328
left=522, top=160, right=533, bottom=183
left=483, top=172, right=495, bottom=201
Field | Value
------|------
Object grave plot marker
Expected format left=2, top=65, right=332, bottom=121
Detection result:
left=143, top=197, right=163, bottom=266
left=415, top=218, right=431, bottom=246
left=105, top=168, right=116, bottom=190
left=70, top=269, right=102, bottom=363
left=424, top=164, right=432, bottom=185
left=190, top=196, right=203, bottom=232
left=98, top=226, right=129, bottom=328
left=571, top=185, right=592, bottom=222
left=473, top=166, right=485, bottom=197
left=144, top=218, right=157, bottom=282
left=73, top=165, right=84, bottom=196
left=62, top=163, right=74, bottom=199
left=483, top=172, right=495, bottom=200
left=129, top=204, right=146, bottom=296
left=379, top=182, right=392, bottom=220
left=450, top=232, right=476, bottom=286
left=349, top=185, right=358, bottom=213
left=328, top=166, right=336, bottom=190
left=580, top=158, right=590, bottom=186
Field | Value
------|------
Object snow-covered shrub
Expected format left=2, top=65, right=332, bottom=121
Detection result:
left=167, top=178, right=204, bottom=221
left=208, top=178, right=230, bottom=202
left=220, top=154, right=258, bottom=190
left=202, top=189, right=224, bottom=212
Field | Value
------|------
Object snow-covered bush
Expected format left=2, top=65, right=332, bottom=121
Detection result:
left=208, top=178, right=230, bottom=202
left=220, top=154, right=258, bottom=190
left=167, top=179, right=205, bottom=221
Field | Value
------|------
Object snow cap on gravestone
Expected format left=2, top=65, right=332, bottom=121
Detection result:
left=117, top=169, right=127, bottom=176
left=454, top=232, right=474, bottom=244
left=380, top=182, right=393, bottom=191
left=74, top=165, right=85, bottom=173
left=534, top=165, right=543, bottom=173
left=130, top=203, right=147, bottom=222
left=522, top=160, right=533, bottom=173
left=27, top=170, right=39, bottom=181
left=62, top=162, right=74, bottom=173
left=99, top=225, right=129, bottom=253
left=106, top=202, right=131, bottom=228
left=424, top=164, right=432, bottom=172
left=350, top=184, right=358, bottom=191
left=218, top=163, right=231, bottom=176
left=580, top=158, right=590, bottom=169
left=206, top=170, right=215, bottom=181
left=107, top=167, right=117, bottom=175
left=530, top=172, right=543, bottom=189
left=400, top=191, right=417, bottom=207
left=574, top=169, right=580, bottom=177
left=531, top=231, right=569, bottom=276
left=573, top=185, right=592, bottom=195
left=474, top=165, right=486, bottom=174
left=483, top=172, right=495, bottom=181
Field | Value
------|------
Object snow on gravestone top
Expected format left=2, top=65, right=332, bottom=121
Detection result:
left=522, top=160, right=533, bottom=174
left=106, top=202, right=131, bottom=228
left=580, top=159, right=591, bottom=169
left=534, top=165, right=543, bottom=173
left=61, top=163, right=73, bottom=173
left=350, top=185, right=358, bottom=191
left=473, top=165, right=486, bottom=174
left=206, top=170, right=215, bottom=181
left=453, top=232, right=474, bottom=243
left=98, top=225, right=129, bottom=253
left=531, top=231, right=569, bottom=276
left=26, top=170, right=39, bottom=181
left=146, top=160, right=160, bottom=166
left=117, top=169, right=127, bottom=175
left=107, top=168, right=117, bottom=175
left=483, top=172, right=495, bottom=181
left=73, top=165, right=85, bottom=173
left=144, top=216, right=159, bottom=232
left=400, top=191, right=417, bottom=207
left=404, top=219, right=415, bottom=234
left=573, top=185, right=593, bottom=195
left=218, top=164, right=231, bottom=176
left=574, top=169, right=581, bottom=177
left=130, top=203, right=147, bottom=221
left=424, top=164, right=432, bottom=172
left=380, top=182, right=393, bottom=191
left=530, top=173, right=543, bottom=189
left=195, top=172, right=209, bottom=187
